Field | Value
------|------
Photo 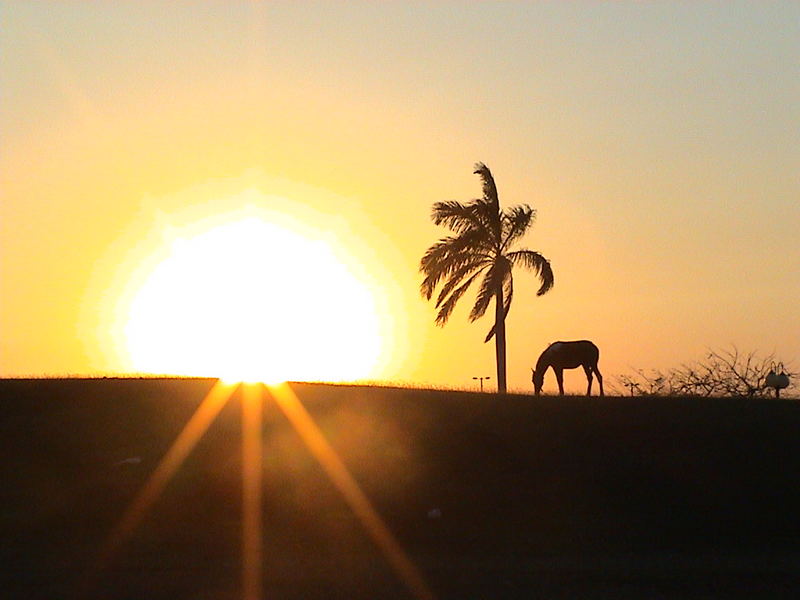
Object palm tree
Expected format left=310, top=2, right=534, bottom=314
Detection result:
left=419, top=163, right=554, bottom=393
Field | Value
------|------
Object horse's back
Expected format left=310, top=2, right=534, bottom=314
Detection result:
left=547, top=340, right=599, bottom=367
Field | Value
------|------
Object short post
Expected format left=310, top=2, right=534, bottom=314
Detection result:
left=472, top=376, right=491, bottom=392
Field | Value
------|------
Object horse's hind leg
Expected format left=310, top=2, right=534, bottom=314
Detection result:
left=583, top=365, right=593, bottom=396
left=594, top=366, right=604, bottom=397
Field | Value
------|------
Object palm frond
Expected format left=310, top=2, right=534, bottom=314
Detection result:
left=435, top=258, right=490, bottom=308
left=469, top=269, right=495, bottom=322
left=501, top=204, right=535, bottom=251
left=469, top=258, right=510, bottom=322
left=419, top=234, right=469, bottom=275
left=435, top=271, right=482, bottom=326
left=431, top=200, right=477, bottom=231
left=419, top=228, right=489, bottom=268
left=507, top=249, right=554, bottom=296
left=473, top=162, right=498, bottom=207
left=421, top=254, right=479, bottom=300
left=419, top=230, right=492, bottom=299
left=431, top=199, right=497, bottom=244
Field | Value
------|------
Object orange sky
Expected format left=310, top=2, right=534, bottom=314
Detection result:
left=2, top=3, right=798, bottom=392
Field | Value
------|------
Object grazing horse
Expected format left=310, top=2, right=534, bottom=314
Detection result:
left=531, top=340, right=604, bottom=397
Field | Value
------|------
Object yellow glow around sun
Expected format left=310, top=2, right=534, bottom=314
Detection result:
left=123, top=216, right=383, bottom=383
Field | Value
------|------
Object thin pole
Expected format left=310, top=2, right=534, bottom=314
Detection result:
left=472, top=376, right=491, bottom=392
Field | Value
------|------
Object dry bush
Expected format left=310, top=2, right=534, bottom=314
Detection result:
left=617, top=347, right=797, bottom=398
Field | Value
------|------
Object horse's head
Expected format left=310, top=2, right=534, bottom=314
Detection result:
left=531, top=368, right=544, bottom=396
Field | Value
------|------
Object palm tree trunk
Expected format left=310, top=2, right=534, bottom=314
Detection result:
left=494, top=285, right=507, bottom=393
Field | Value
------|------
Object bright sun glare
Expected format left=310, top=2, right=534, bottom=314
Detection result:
left=123, top=216, right=383, bottom=383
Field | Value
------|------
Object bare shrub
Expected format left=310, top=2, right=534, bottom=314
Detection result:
left=617, top=347, right=797, bottom=398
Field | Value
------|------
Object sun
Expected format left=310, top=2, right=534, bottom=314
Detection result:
left=122, top=216, right=383, bottom=384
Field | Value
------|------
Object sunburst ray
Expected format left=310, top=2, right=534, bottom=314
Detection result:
left=84, top=381, right=237, bottom=592
left=241, top=383, right=264, bottom=600
left=268, top=383, right=436, bottom=600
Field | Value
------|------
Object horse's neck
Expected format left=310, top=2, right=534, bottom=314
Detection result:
left=536, top=353, right=554, bottom=372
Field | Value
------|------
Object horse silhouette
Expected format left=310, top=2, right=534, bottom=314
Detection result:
left=532, top=340, right=604, bottom=397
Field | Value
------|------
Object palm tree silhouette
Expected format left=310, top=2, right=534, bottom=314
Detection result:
left=420, top=163, right=554, bottom=393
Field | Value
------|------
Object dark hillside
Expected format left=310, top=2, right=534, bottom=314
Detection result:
left=2, top=379, right=799, bottom=598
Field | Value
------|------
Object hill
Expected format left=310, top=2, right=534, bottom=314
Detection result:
left=2, top=378, right=799, bottom=598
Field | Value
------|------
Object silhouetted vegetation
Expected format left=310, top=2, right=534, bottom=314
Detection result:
left=419, top=163, right=553, bottom=393
left=4, top=378, right=800, bottom=598
left=618, top=346, right=797, bottom=398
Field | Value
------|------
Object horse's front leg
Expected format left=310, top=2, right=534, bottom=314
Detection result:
left=555, top=369, right=565, bottom=395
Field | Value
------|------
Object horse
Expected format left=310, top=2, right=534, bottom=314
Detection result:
left=531, top=340, right=604, bottom=397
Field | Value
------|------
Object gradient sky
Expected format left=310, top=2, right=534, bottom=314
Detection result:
left=2, top=2, right=798, bottom=392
